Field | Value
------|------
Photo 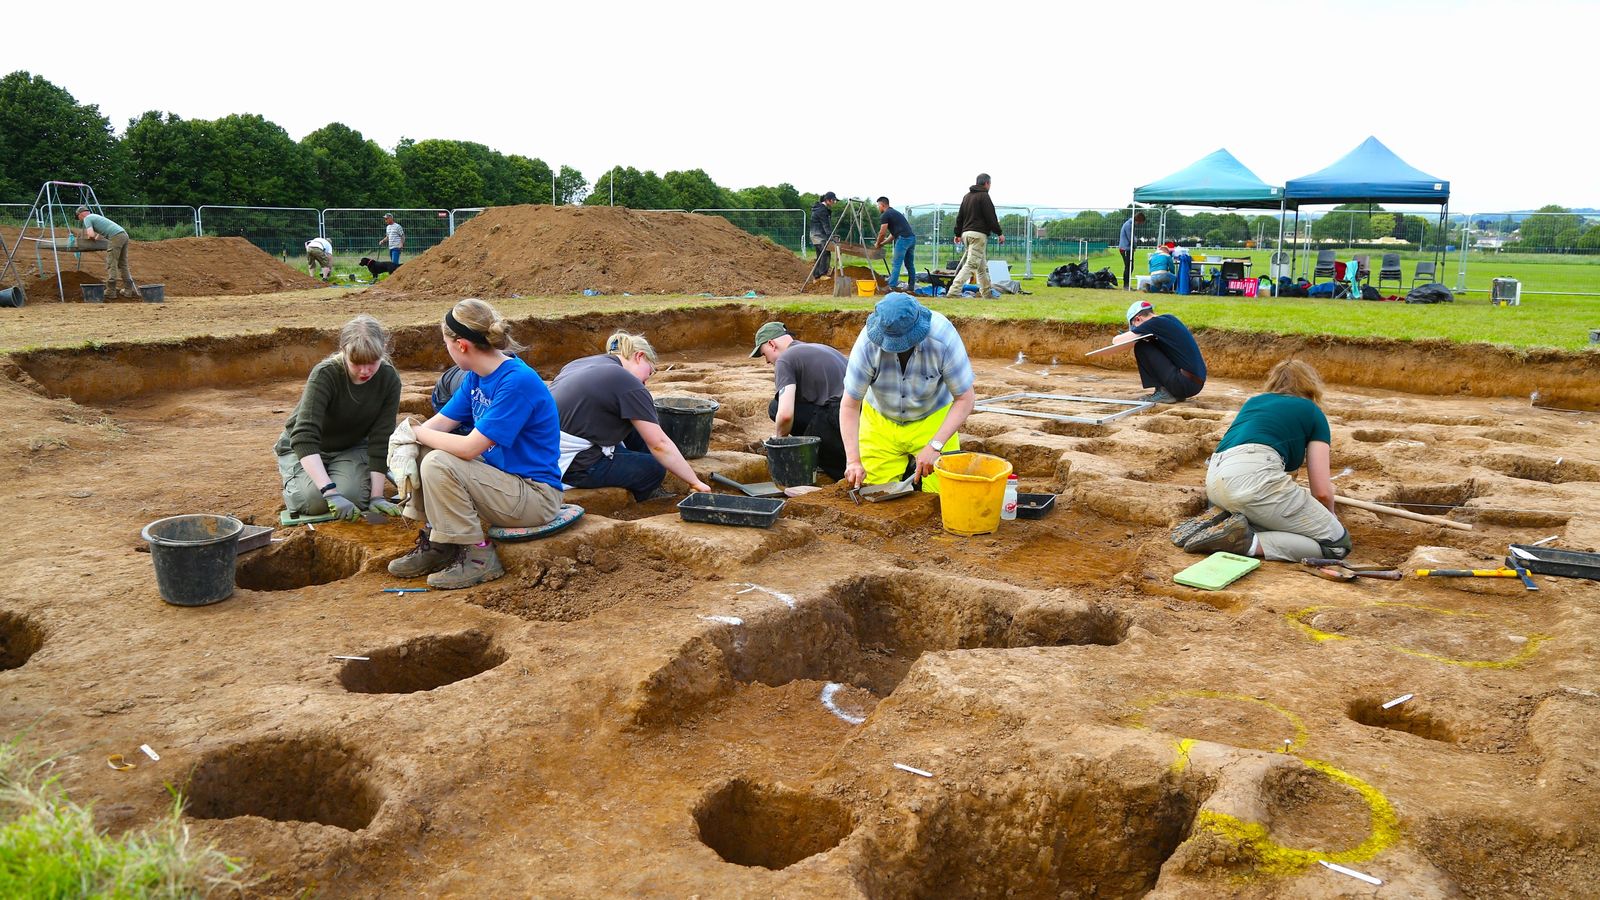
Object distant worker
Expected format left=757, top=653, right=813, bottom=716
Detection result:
left=1142, top=242, right=1175, bottom=293
left=840, top=294, right=976, bottom=493
left=1107, top=299, right=1206, bottom=404
left=550, top=332, right=712, bottom=500
left=750, top=321, right=848, bottom=480
left=305, top=235, right=334, bottom=282
left=273, top=315, right=402, bottom=522
left=944, top=174, right=1004, bottom=299
left=809, top=192, right=839, bottom=279
left=872, top=197, right=918, bottom=292
left=1175, top=359, right=1350, bottom=562
left=1118, top=211, right=1146, bottom=290
left=75, top=206, right=137, bottom=299
left=378, top=213, right=405, bottom=265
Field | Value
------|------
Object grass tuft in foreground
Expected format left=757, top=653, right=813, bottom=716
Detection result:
left=0, top=738, right=250, bottom=898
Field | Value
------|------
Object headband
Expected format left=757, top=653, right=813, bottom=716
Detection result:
left=445, top=309, right=490, bottom=347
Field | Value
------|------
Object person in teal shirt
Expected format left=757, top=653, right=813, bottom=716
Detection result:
left=76, top=206, right=137, bottom=299
left=1175, top=359, right=1350, bottom=561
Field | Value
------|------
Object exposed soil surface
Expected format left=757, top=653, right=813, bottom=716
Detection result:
left=2, top=227, right=320, bottom=299
left=2, top=306, right=1600, bottom=898
left=371, top=205, right=813, bottom=298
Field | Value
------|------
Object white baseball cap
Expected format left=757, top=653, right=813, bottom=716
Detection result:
left=1126, top=299, right=1154, bottom=324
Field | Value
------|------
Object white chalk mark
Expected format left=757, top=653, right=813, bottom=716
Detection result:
left=138, top=744, right=160, bottom=761
left=734, top=583, right=796, bottom=608
left=820, top=683, right=866, bottom=725
left=331, top=655, right=370, bottom=661
left=1531, top=535, right=1559, bottom=547
left=1507, top=635, right=1528, bottom=644
left=1555, top=457, right=1564, bottom=465
left=893, top=762, right=933, bottom=778
left=1319, top=860, right=1382, bottom=885
left=699, top=615, right=743, bottom=626
left=1381, top=693, right=1413, bottom=709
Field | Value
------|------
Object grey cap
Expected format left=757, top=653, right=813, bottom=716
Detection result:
left=75, top=205, right=90, bottom=215
left=750, top=321, right=789, bottom=358
left=382, top=212, right=395, bottom=219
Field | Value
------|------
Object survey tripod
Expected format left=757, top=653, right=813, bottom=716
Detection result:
left=798, top=197, right=889, bottom=294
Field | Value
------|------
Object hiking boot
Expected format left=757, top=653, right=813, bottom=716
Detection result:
left=387, top=529, right=456, bottom=578
left=428, top=541, right=505, bottom=590
left=1183, top=513, right=1254, bottom=555
left=1170, top=505, right=1230, bottom=549
left=1145, top=387, right=1180, bottom=404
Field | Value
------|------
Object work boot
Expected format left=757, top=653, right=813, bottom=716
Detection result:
left=1170, top=505, right=1230, bottom=549
left=387, top=529, right=456, bottom=578
left=428, top=541, right=505, bottom=590
left=1183, top=513, right=1254, bottom=556
left=1145, top=387, right=1180, bottom=404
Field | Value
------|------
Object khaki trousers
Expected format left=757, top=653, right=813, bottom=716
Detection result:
left=1206, top=444, right=1346, bottom=562
left=277, top=442, right=371, bottom=515
left=946, top=231, right=991, bottom=298
left=105, top=232, right=135, bottom=295
left=403, top=447, right=562, bottom=544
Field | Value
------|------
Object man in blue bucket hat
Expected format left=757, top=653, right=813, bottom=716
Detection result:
left=840, top=293, right=976, bottom=493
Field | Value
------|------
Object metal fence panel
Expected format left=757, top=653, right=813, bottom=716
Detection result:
left=907, top=203, right=1034, bottom=272
left=449, top=208, right=486, bottom=234
left=692, top=208, right=805, bottom=254
left=323, top=208, right=451, bottom=261
left=197, top=206, right=322, bottom=258
left=0, top=203, right=31, bottom=228
left=100, top=205, right=197, bottom=241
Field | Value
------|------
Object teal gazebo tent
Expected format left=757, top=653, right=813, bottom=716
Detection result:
left=1132, top=149, right=1286, bottom=256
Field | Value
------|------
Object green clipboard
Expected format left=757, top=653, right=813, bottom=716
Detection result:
left=1174, top=552, right=1261, bottom=590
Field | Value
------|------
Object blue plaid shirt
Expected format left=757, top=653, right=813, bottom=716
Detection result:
left=843, top=311, right=974, bottom=423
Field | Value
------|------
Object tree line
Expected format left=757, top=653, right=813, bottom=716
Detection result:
left=0, top=71, right=808, bottom=213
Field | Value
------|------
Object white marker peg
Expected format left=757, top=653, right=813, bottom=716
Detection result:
left=1319, top=860, right=1382, bottom=885
left=138, top=744, right=160, bottom=761
left=331, top=655, right=370, bottom=661
left=893, top=763, right=934, bottom=778
left=1381, top=693, right=1413, bottom=709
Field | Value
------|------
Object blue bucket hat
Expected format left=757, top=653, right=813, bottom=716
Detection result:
left=866, top=293, right=932, bottom=353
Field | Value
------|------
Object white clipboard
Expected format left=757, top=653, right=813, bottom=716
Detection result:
left=1084, top=333, right=1152, bottom=356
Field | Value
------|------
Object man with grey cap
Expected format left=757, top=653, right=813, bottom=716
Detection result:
left=378, top=213, right=405, bottom=265
left=752, top=321, right=848, bottom=479
left=840, top=293, right=976, bottom=492
left=808, top=191, right=839, bottom=279
left=75, top=206, right=136, bottom=299
left=1106, top=298, right=1206, bottom=403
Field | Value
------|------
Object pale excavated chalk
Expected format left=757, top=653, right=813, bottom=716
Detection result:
left=734, top=583, right=796, bottom=608
left=1319, top=860, right=1382, bottom=885
left=820, top=683, right=866, bottom=725
left=1382, top=693, right=1413, bottom=709
left=699, top=615, right=743, bottom=626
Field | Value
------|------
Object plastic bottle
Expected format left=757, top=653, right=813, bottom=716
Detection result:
left=1001, top=474, right=1019, bottom=521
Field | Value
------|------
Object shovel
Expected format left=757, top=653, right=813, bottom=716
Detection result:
left=710, top=472, right=783, bottom=499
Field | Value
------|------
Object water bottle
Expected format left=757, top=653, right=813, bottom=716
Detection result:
left=1001, top=474, right=1019, bottom=521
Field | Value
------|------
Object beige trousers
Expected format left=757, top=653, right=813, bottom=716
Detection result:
left=104, top=232, right=135, bottom=295
left=1206, top=444, right=1346, bottom=562
left=403, top=447, right=562, bottom=544
left=946, top=231, right=991, bottom=298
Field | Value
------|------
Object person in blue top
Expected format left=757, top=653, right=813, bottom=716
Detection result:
left=76, top=206, right=137, bottom=299
left=1109, top=299, right=1207, bottom=404
left=1175, top=359, right=1350, bottom=562
left=387, top=298, right=564, bottom=590
left=1143, top=242, right=1175, bottom=293
left=872, top=197, right=918, bottom=292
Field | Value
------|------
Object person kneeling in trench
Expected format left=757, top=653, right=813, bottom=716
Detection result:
left=387, top=298, right=564, bottom=589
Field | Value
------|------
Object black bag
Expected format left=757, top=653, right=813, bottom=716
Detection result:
left=1361, top=284, right=1384, bottom=301
left=1405, top=284, right=1455, bottom=304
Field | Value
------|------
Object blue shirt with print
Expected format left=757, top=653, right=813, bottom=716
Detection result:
left=439, top=357, right=562, bottom=487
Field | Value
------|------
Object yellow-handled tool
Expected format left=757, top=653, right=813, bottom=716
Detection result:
left=1416, top=568, right=1539, bottom=591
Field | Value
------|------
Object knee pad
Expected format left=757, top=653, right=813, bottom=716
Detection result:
left=1318, top=529, right=1352, bottom=559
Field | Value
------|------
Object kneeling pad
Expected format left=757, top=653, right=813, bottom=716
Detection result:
left=487, top=504, right=585, bottom=543
left=280, top=508, right=340, bottom=526
left=1174, top=551, right=1261, bottom=591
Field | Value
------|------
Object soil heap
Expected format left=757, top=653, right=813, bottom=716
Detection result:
left=1, top=229, right=319, bottom=299
left=372, top=205, right=813, bottom=298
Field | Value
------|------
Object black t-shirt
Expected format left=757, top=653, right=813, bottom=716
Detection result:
left=1132, top=314, right=1206, bottom=381
left=879, top=207, right=915, bottom=240
left=774, top=341, right=847, bottom=406
left=550, top=354, right=659, bottom=480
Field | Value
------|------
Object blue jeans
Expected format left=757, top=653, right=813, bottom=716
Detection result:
left=389, top=247, right=401, bottom=265
left=889, top=236, right=916, bottom=290
left=569, top=441, right=666, bottom=501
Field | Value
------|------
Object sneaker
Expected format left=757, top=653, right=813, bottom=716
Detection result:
left=1183, top=513, right=1253, bottom=555
left=1145, top=387, right=1180, bottom=404
left=428, top=542, right=506, bottom=590
left=387, top=529, right=457, bottom=578
left=1170, top=505, right=1230, bottom=549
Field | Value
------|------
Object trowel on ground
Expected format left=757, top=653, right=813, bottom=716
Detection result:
left=709, top=471, right=783, bottom=499
left=848, top=475, right=919, bottom=504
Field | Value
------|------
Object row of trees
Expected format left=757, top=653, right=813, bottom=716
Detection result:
left=0, top=71, right=804, bottom=214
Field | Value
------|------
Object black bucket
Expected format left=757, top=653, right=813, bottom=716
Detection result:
left=81, top=283, right=105, bottom=303
left=655, top=397, right=719, bottom=459
left=140, top=514, right=244, bottom=607
left=138, top=284, right=165, bottom=303
left=764, top=435, right=821, bottom=487
left=0, top=285, right=24, bottom=308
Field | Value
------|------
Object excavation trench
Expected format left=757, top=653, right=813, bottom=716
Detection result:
left=1, top=611, right=44, bottom=671
left=338, top=630, right=506, bottom=694
left=694, top=779, right=854, bottom=870
left=183, top=735, right=384, bottom=831
left=1347, top=697, right=1459, bottom=743
left=235, top=529, right=365, bottom=592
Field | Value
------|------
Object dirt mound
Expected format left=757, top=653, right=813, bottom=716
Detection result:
left=373, top=205, right=813, bottom=298
left=2, top=228, right=319, bottom=299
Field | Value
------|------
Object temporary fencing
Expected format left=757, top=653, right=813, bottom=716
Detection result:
left=323, top=208, right=451, bottom=260
left=691, top=209, right=806, bottom=254
left=196, top=206, right=321, bottom=259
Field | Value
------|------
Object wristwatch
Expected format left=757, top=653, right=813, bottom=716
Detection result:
left=319, top=482, right=338, bottom=495
left=927, top=440, right=943, bottom=451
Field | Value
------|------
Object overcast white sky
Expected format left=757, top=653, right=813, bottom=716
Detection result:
left=10, top=0, right=1592, bottom=212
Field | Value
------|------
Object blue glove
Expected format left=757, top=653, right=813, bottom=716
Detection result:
left=325, top=492, right=362, bottom=521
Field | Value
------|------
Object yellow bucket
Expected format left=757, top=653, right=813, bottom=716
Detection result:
left=856, top=279, right=877, bottom=297
left=933, top=452, right=1013, bottom=536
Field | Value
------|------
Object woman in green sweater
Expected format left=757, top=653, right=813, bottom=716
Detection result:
left=273, top=315, right=404, bottom=520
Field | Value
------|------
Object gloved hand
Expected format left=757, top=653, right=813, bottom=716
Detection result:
left=368, top=497, right=405, bottom=517
left=388, top=417, right=420, bottom=500
left=325, top=492, right=362, bottom=521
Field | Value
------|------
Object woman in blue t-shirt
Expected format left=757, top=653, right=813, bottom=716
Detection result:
left=1176, top=359, right=1351, bottom=561
left=387, top=298, right=564, bottom=590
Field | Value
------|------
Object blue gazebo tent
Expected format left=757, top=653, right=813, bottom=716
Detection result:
left=1133, top=148, right=1284, bottom=209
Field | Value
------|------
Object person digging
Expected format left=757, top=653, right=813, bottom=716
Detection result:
left=76, top=206, right=138, bottom=299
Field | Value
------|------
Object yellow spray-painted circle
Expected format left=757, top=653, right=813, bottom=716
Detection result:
left=1287, top=602, right=1550, bottom=669
left=1124, top=690, right=1309, bottom=755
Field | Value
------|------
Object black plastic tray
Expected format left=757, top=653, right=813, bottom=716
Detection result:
left=1505, top=544, right=1600, bottom=581
left=678, top=492, right=785, bottom=528
left=1016, top=493, right=1057, bottom=519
